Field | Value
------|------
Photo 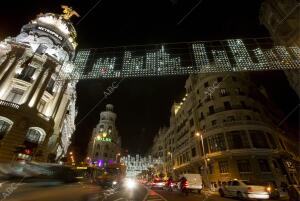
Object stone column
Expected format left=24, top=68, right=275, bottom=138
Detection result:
left=0, top=52, right=13, bottom=76
left=23, top=60, right=52, bottom=106
left=32, top=66, right=56, bottom=109
left=0, top=48, right=25, bottom=87
left=51, top=80, right=69, bottom=119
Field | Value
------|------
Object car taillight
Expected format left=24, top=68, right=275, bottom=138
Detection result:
left=247, top=187, right=253, bottom=192
left=184, top=181, right=189, bottom=187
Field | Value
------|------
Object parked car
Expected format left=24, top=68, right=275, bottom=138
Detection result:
left=150, top=179, right=165, bottom=189
left=288, top=185, right=300, bottom=201
left=219, top=179, right=270, bottom=200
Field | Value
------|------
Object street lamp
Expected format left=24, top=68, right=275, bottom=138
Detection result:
left=92, top=135, right=101, bottom=161
left=167, top=151, right=173, bottom=175
left=115, top=153, right=121, bottom=162
left=196, top=131, right=210, bottom=190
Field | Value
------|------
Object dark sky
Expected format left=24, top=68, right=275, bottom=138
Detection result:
left=0, top=0, right=298, bottom=158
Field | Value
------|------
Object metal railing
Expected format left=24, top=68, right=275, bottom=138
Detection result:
left=0, top=99, right=20, bottom=109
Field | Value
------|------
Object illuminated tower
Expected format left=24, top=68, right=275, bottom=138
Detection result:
left=0, top=7, right=79, bottom=162
left=88, top=104, right=121, bottom=166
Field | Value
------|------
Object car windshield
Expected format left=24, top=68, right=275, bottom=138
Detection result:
left=242, top=181, right=256, bottom=185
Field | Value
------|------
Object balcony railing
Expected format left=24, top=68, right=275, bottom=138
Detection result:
left=206, top=119, right=267, bottom=131
left=14, top=74, right=33, bottom=83
left=0, top=99, right=20, bottom=109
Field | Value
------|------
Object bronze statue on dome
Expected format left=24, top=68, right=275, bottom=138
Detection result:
left=61, top=5, right=80, bottom=20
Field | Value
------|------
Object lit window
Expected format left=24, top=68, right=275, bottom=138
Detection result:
left=6, top=88, right=24, bottom=104
left=219, top=161, right=229, bottom=173
left=26, top=128, right=45, bottom=144
left=37, top=100, right=46, bottom=113
left=208, top=133, right=226, bottom=153
left=0, top=120, right=11, bottom=140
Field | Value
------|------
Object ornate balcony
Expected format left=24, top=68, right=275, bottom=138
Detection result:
left=0, top=99, right=20, bottom=109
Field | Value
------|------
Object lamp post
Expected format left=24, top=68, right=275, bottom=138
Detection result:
left=115, top=153, right=121, bottom=163
left=196, top=131, right=210, bottom=190
left=92, top=135, right=101, bottom=162
left=167, top=151, right=173, bottom=176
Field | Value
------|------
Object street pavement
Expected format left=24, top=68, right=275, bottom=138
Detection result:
left=0, top=181, right=289, bottom=201
left=150, top=188, right=289, bottom=201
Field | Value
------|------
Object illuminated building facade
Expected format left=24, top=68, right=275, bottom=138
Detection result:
left=87, top=104, right=121, bottom=166
left=151, top=73, right=299, bottom=187
left=0, top=11, right=78, bottom=162
left=260, top=0, right=300, bottom=97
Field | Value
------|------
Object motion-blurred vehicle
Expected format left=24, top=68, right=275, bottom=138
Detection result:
left=263, top=181, right=280, bottom=200
left=0, top=162, right=78, bottom=186
left=179, top=177, right=189, bottom=196
left=93, top=163, right=126, bottom=188
left=219, top=179, right=270, bottom=200
left=288, top=185, right=300, bottom=201
left=181, top=173, right=202, bottom=193
left=150, top=179, right=165, bottom=190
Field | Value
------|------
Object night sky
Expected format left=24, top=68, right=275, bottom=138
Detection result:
left=0, top=0, right=298, bottom=159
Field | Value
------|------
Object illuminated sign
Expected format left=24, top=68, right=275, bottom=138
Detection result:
left=76, top=166, right=87, bottom=170
left=96, top=137, right=112, bottom=142
left=37, top=26, right=63, bottom=41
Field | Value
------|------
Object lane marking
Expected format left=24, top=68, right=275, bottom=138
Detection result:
left=142, top=188, right=167, bottom=201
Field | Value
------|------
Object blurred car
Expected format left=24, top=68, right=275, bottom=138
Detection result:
left=219, top=179, right=270, bottom=200
left=150, top=179, right=165, bottom=189
left=263, top=181, right=280, bottom=200
left=288, top=185, right=300, bottom=201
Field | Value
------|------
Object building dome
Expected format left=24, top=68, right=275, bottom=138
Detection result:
left=15, top=12, right=78, bottom=62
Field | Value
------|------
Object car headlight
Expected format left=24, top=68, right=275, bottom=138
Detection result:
left=112, top=181, right=117, bottom=185
left=125, top=179, right=136, bottom=189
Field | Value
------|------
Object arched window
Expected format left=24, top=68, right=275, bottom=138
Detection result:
left=0, top=117, right=13, bottom=140
left=95, top=152, right=99, bottom=157
left=25, top=127, right=46, bottom=144
left=96, top=144, right=100, bottom=150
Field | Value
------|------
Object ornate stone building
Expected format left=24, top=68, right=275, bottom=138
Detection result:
left=152, top=73, right=299, bottom=188
left=0, top=12, right=78, bottom=162
left=87, top=104, right=121, bottom=166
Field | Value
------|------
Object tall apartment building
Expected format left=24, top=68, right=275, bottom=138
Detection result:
left=152, top=73, right=299, bottom=188
left=0, top=12, right=78, bottom=162
left=260, top=0, right=300, bottom=97
left=87, top=104, right=121, bottom=166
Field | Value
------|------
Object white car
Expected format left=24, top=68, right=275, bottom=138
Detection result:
left=219, top=179, right=270, bottom=200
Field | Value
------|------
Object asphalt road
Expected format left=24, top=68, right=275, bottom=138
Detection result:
left=0, top=181, right=148, bottom=201
left=149, top=188, right=289, bottom=201
left=0, top=181, right=289, bottom=201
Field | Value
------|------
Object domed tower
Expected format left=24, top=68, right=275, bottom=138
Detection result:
left=88, top=104, right=121, bottom=166
left=0, top=7, right=79, bottom=162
